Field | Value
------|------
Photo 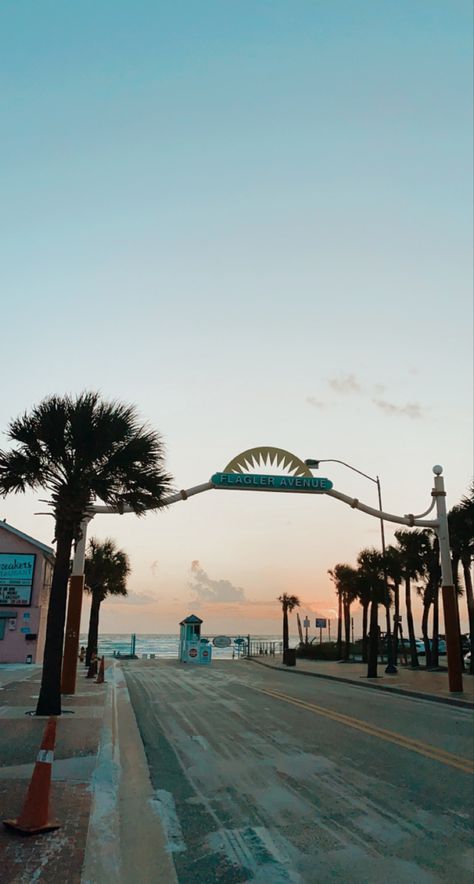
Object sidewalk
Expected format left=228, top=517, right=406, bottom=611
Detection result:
left=0, top=663, right=108, bottom=884
left=0, top=661, right=176, bottom=884
left=250, top=656, right=474, bottom=708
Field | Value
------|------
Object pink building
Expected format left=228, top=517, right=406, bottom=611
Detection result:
left=0, top=520, right=54, bottom=664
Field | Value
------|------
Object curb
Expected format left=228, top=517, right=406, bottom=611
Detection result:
left=249, top=658, right=474, bottom=710
left=81, top=662, right=178, bottom=884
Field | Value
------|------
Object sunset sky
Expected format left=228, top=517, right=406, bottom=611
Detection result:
left=1, top=1, right=472, bottom=637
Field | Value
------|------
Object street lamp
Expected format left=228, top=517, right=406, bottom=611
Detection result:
left=304, top=458, right=397, bottom=675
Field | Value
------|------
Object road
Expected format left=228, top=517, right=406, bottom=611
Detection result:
left=123, top=660, right=474, bottom=883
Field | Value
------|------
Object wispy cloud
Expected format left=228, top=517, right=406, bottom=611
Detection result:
left=150, top=560, right=159, bottom=576
left=328, top=373, right=362, bottom=394
left=112, top=590, right=158, bottom=605
left=372, top=399, right=423, bottom=419
left=306, top=396, right=326, bottom=409
left=190, top=560, right=246, bottom=605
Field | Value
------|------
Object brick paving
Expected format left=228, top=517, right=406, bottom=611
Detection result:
left=0, top=665, right=108, bottom=883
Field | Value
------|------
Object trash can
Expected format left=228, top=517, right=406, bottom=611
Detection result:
left=283, top=648, right=296, bottom=666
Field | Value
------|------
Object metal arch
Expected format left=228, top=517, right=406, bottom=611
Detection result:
left=326, top=488, right=439, bottom=529
left=223, top=446, right=313, bottom=477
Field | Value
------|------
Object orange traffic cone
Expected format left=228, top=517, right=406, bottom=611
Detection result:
left=96, top=656, right=105, bottom=684
left=3, top=717, right=61, bottom=835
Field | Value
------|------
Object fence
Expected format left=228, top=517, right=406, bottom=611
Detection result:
left=248, top=639, right=283, bottom=658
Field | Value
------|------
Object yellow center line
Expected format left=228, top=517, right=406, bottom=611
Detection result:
left=257, top=687, right=474, bottom=775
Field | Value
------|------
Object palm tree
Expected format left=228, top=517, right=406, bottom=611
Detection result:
left=394, top=529, right=430, bottom=668
left=85, top=538, right=130, bottom=666
left=385, top=545, right=403, bottom=662
left=355, top=571, right=372, bottom=663
left=278, top=593, right=301, bottom=652
left=328, top=564, right=358, bottom=660
left=357, top=549, right=386, bottom=677
left=449, top=489, right=474, bottom=675
left=0, top=393, right=173, bottom=715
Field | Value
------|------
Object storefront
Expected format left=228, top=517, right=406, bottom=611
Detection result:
left=0, top=520, right=54, bottom=664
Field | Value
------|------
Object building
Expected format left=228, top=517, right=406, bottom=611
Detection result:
left=0, top=520, right=54, bottom=664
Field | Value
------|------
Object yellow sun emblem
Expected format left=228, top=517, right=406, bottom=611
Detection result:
left=223, top=446, right=312, bottom=477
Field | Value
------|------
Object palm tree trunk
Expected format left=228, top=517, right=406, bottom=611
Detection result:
left=367, top=599, right=378, bottom=677
left=421, top=595, right=432, bottom=667
left=462, top=555, right=474, bottom=676
left=36, top=523, right=74, bottom=716
left=393, top=583, right=400, bottom=662
left=336, top=591, right=342, bottom=658
left=405, top=575, right=419, bottom=668
left=86, top=594, right=101, bottom=666
left=282, top=605, right=289, bottom=652
left=431, top=587, right=439, bottom=668
left=343, top=600, right=351, bottom=660
left=362, top=602, right=369, bottom=663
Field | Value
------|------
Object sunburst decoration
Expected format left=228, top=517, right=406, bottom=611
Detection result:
left=223, top=446, right=312, bottom=477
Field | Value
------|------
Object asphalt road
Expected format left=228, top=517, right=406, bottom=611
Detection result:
left=123, top=660, right=474, bottom=884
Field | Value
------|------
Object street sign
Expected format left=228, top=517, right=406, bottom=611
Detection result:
left=303, top=618, right=310, bottom=628
left=211, top=473, right=333, bottom=492
left=315, top=618, right=327, bottom=628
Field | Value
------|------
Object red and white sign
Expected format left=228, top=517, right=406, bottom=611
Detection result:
left=189, top=648, right=198, bottom=658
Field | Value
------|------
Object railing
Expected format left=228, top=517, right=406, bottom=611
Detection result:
left=248, top=640, right=283, bottom=658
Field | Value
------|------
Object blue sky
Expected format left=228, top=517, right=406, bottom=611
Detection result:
left=1, top=1, right=472, bottom=633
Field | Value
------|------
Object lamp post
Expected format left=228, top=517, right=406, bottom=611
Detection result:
left=304, top=458, right=397, bottom=675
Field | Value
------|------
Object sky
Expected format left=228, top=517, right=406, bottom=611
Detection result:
left=1, top=1, right=472, bottom=637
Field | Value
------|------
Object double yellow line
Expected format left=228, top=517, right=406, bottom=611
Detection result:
left=258, top=687, right=474, bottom=775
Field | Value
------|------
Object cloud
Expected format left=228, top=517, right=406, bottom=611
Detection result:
left=328, top=373, right=362, bottom=394
left=373, top=384, right=385, bottom=395
left=306, top=396, right=326, bottom=409
left=190, top=560, right=246, bottom=604
left=150, top=560, right=159, bottom=576
left=111, top=590, right=158, bottom=605
left=372, top=399, right=423, bottom=419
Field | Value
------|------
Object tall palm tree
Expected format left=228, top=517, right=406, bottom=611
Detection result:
left=414, top=532, right=440, bottom=668
left=278, top=593, right=301, bottom=652
left=449, top=489, right=474, bottom=675
left=328, top=564, right=358, bottom=660
left=85, top=538, right=130, bottom=666
left=0, top=393, right=173, bottom=715
left=394, top=529, right=430, bottom=668
left=385, top=545, right=403, bottom=662
left=357, top=548, right=386, bottom=678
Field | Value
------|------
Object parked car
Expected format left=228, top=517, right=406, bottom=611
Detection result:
left=397, top=638, right=425, bottom=655
left=429, top=639, right=447, bottom=654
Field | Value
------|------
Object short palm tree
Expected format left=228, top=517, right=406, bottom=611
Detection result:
left=0, top=393, right=173, bottom=715
left=85, top=538, right=130, bottom=666
left=278, top=593, right=301, bottom=652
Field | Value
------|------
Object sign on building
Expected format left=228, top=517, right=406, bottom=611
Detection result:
left=0, top=554, right=36, bottom=606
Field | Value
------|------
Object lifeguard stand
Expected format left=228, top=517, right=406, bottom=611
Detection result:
left=179, top=614, right=212, bottom=664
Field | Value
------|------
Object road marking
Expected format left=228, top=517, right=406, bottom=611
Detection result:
left=257, top=687, right=474, bottom=775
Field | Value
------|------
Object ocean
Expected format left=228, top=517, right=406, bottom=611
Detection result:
left=79, top=633, right=297, bottom=659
